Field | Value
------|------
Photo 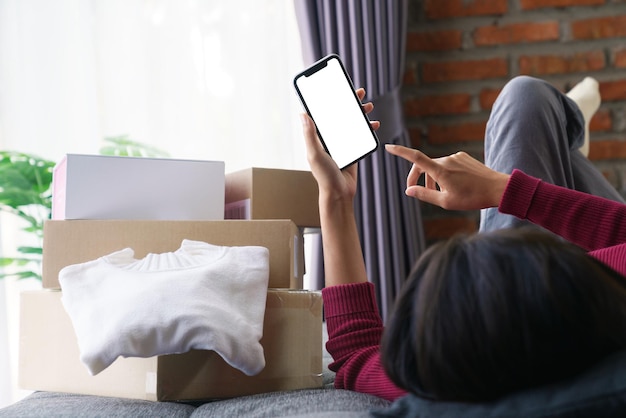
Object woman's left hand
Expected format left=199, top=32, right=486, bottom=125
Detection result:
left=301, top=88, right=379, bottom=205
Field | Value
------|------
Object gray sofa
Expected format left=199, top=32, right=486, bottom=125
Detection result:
left=3, top=334, right=626, bottom=417
left=0, top=389, right=390, bottom=417
left=0, top=325, right=392, bottom=417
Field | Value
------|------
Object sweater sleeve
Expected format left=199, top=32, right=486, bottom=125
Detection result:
left=499, top=169, right=626, bottom=251
left=322, top=282, right=406, bottom=402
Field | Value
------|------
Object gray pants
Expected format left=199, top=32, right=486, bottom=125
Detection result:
left=479, top=76, right=625, bottom=232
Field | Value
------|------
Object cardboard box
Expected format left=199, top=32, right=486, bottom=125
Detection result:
left=225, top=167, right=320, bottom=227
left=52, top=154, right=225, bottom=221
left=19, top=289, right=323, bottom=401
left=42, top=220, right=304, bottom=290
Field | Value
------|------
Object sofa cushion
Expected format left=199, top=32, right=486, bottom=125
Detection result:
left=0, top=391, right=195, bottom=418
left=371, top=350, right=626, bottom=418
left=0, top=389, right=390, bottom=418
left=190, top=388, right=390, bottom=418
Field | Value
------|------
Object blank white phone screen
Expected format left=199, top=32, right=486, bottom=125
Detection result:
left=296, top=57, right=378, bottom=169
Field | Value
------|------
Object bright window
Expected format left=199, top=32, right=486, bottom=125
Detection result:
left=0, top=0, right=306, bottom=170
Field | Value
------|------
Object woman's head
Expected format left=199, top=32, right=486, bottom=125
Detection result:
left=381, top=227, right=626, bottom=402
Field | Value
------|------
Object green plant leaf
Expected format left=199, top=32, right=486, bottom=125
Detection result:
left=0, top=151, right=54, bottom=196
left=0, top=256, right=39, bottom=266
left=16, top=246, right=43, bottom=255
left=0, top=270, right=41, bottom=280
left=0, top=189, right=48, bottom=208
left=0, top=257, right=17, bottom=266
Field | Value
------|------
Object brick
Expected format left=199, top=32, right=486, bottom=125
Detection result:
left=590, top=109, right=612, bottom=132
left=588, top=140, right=626, bottom=161
left=614, top=49, right=626, bottom=68
left=423, top=58, right=509, bottom=82
left=407, top=30, right=463, bottom=52
left=474, top=21, right=560, bottom=46
left=403, top=61, right=418, bottom=85
left=403, top=69, right=417, bottom=85
left=424, top=216, right=478, bottom=241
left=599, top=80, right=626, bottom=101
left=404, top=94, right=471, bottom=117
left=408, top=127, right=422, bottom=149
left=521, top=0, right=605, bottom=10
left=519, top=51, right=605, bottom=75
left=428, top=121, right=488, bottom=144
left=479, top=88, right=502, bottom=110
left=424, top=0, right=507, bottom=19
left=572, top=16, right=626, bottom=40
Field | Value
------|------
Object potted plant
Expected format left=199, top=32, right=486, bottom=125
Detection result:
left=0, top=151, right=54, bottom=280
left=0, top=136, right=169, bottom=281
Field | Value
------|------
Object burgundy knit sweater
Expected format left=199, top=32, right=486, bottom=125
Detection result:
left=322, top=169, right=626, bottom=401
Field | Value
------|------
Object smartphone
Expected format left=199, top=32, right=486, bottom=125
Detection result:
left=294, top=54, right=379, bottom=169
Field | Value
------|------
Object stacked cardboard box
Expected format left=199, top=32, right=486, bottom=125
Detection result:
left=20, top=288, right=322, bottom=401
left=19, top=156, right=323, bottom=402
left=224, top=167, right=320, bottom=228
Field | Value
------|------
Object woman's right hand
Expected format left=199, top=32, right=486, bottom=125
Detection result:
left=385, top=145, right=510, bottom=211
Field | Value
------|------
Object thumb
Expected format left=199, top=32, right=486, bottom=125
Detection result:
left=406, top=184, right=445, bottom=207
left=301, top=113, right=326, bottom=156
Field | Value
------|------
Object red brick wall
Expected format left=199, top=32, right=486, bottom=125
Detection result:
left=404, top=0, right=626, bottom=243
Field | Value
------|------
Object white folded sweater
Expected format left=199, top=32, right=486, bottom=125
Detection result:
left=59, top=239, right=270, bottom=376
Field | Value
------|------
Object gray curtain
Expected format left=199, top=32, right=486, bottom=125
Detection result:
left=294, top=0, right=425, bottom=320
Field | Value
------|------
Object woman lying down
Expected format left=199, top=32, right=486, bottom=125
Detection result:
left=300, top=76, right=626, bottom=403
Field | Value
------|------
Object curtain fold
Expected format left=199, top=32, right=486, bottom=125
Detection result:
left=295, top=0, right=425, bottom=320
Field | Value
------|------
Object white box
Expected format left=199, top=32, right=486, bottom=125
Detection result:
left=52, top=154, right=225, bottom=220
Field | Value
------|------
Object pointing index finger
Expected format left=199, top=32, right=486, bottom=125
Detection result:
left=385, top=145, right=440, bottom=174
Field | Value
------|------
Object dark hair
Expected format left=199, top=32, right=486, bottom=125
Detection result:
left=381, top=227, right=626, bottom=402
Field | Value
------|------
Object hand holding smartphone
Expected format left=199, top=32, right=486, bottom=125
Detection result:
left=293, top=54, right=379, bottom=170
